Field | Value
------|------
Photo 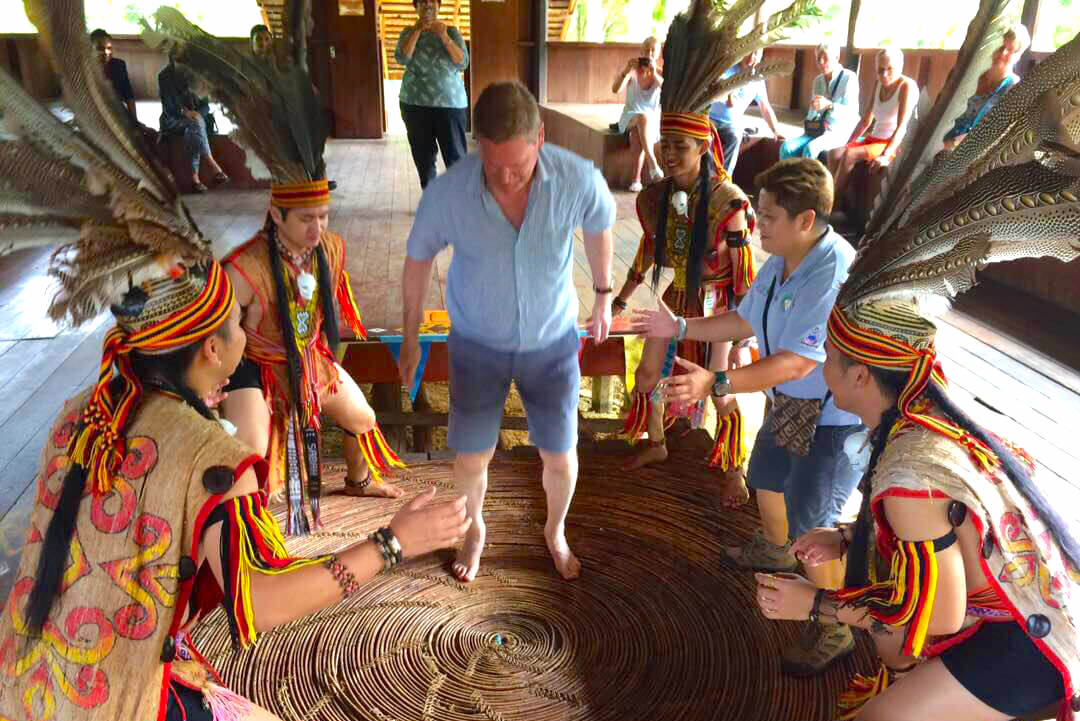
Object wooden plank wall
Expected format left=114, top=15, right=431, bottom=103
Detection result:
left=467, top=0, right=535, bottom=111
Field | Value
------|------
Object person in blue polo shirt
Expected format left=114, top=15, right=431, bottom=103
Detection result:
left=632, top=158, right=865, bottom=677
left=400, top=81, right=617, bottom=584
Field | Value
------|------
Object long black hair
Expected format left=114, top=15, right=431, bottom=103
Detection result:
left=265, top=212, right=339, bottom=412
left=652, top=141, right=712, bottom=301
left=25, top=334, right=220, bottom=638
left=844, top=364, right=1080, bottom=587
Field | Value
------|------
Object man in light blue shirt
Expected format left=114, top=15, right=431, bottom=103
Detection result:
left=631, top=158, right=865, bottom=676
left=401, top=81, right=616, bottom=584
left=709, top=49, right=783, bottom=173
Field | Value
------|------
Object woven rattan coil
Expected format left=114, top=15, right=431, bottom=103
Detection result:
left=191, top=456, right=874, bottom=720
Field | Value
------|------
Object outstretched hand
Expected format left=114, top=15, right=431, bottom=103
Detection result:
left=389, top=488, right=472, bottom=559
left=629, top=297, right=678, bottom=338
left=659, top=356, right=714, bottom=404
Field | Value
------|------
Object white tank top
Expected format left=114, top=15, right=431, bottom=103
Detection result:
left=870, top=82, right=903, bottom=140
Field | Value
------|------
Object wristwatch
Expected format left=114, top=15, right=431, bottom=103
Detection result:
left=712, top=370, right=732, bottom=398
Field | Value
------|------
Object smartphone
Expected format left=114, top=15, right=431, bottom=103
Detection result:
left=638, top=56, right=652, bottom=69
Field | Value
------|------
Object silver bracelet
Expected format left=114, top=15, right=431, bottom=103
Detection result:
left=675, top=316, right=687, bottom=342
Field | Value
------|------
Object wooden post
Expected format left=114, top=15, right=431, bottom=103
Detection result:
left=844, top=0, right=861, bottom=71
left=790, top=48, right=804, bottom=110
left=590, top=375, right=616, bottom=414
left=1019, top=0, right=1041, bottom=73
left=372, top=383, right=406, bottom=451
left=537, top=0, right=549, bottom=104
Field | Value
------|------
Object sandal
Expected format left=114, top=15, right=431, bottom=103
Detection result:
left=212, top=172, right=230, bottom=186
left=191, top=182, right=208, bottom=193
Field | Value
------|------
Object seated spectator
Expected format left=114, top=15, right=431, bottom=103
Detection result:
left=158, top=55, right=229, bottom=193
left=709, top=49, right=784, bottom=174
left=942, top=23, right=1029, bottom=150
left=90, top=28, right=138, bottom=124
left=780, top=43, right=859, bottom=161
left=827, top=47, right=917, bottom=201
left=250, top=24, right=274, bottom=59
left=612, top=36, right=663, bottom=191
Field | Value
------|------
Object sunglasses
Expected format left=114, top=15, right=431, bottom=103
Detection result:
left=877, top=66, right=893, bottom=74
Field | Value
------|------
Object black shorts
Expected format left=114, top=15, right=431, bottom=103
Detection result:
left=940, top=620, right=1064, bottom=716
left=165, top=681, right=213, bottom=721
left=224, top=357, right=262, bottom=392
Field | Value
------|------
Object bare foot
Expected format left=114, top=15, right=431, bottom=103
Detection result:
left=545, top=527, right=581, bottom=580
left=452, top=523, right=484, bottom=582
left=341, top=470, right=406, bottom=499
left=622, top=443, right=668, bottom=471
left=717, top=469, right=750, bottom=509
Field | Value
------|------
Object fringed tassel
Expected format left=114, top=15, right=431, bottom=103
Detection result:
left=336, top=271, right=367, bottom=340
left=202, top=683, right=254, bottom=721
left=219, top=494, right=329, bottom=648
left=732, top=244, right=755, bottom=297
left=284, top=415, right=309, bottom=537
left=356, top=425, right=405, bottom=484
left=836, top=664, right=898, bottom=720
left=623, top=392, right=650, bottom=438
left=708, top=407, right=747, bottom=471
left=832, top=539, right=940, bottom=657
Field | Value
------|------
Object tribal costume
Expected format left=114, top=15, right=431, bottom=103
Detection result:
left=814, top=3, right=1080, bottom=716
left=0, top=4, right=331, bottom=716
left=148, top=6, right=403, bottom=534
left=619, top=0, right=811, bottom=472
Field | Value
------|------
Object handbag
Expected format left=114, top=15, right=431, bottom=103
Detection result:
left=803, top=71, right=844, bottom=138
left=758, top=276, right=831, bottom=456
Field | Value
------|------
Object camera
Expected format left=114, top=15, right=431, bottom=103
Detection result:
left=638, top=56, right=652, bottom=69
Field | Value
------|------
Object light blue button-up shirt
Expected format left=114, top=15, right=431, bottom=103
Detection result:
left=407, top=144, right=616, bottom=352
left=737, top=227, right=861, bottom=427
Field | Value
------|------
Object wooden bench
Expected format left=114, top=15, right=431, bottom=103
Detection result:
left=539, top=103, right=643, bottom=190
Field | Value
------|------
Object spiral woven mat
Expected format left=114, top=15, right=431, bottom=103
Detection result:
left=191, top=454, right=875, bottom=721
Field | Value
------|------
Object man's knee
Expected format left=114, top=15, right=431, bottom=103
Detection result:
left=540, top=450, right=577, bottom=478
left=455, top=450, right=494, bottom=478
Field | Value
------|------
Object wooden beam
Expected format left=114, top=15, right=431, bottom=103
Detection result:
left=537, top=0, right=549, bottom=104
left=561, top=0, right=578, bottom=41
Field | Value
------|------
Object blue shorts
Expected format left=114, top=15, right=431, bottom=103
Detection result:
left=747, top=423, right=864, bottom=540
left=447, top=328, right=581, bottom=454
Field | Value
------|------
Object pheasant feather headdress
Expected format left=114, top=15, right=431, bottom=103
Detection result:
left=144, top=2, right=332, bottom=208
left=829, top=0, right=1080, bottom=471
left=658, top=0, right=819, bottom=165
left=0, top=0, right=236, bottom=495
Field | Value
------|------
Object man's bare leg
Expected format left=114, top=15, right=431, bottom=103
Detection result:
left=708, top=339, right=749, bottom=507
left=322, top=363, right=404, bottom=499
left=539, top=447, right=581, bottom=580
left=623, top=336, right=669, bottom=470
left=451, top=447, right=494, bottom=582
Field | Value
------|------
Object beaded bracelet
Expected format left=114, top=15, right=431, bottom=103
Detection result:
left=613, top=297, right=627, bottom=310
left=324, top=554, right=361, bottom=598
left=369, top=527, right=402, bottom=571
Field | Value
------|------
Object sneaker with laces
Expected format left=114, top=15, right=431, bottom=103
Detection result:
left=723, top=529, right=798, bottom=572
left=781, top=621, right=856, bottom=677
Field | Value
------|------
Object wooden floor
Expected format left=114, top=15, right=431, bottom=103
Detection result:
left=0, top=136, right=1078, bottom=599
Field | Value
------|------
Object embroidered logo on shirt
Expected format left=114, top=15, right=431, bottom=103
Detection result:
left=802, top=325, right=823, bottom=347
left=781, top=294, right=794, bottom=312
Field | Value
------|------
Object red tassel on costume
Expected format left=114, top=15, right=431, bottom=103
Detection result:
left=336, top=271, right=367, bottom=340
left=623, top=392, right=650, bottom=438
left=357, top=425, right=405, bottom=484
left=708, top=408, right=746, bottom=471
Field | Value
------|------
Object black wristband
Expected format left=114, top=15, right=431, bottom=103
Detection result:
left=613, top=296, right=627, bottom=309
left=594, top=285, right=614, bottom=294
left=809, top=588, right=825, bottom=624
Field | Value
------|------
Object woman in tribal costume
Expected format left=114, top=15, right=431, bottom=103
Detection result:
left=752, top=5, right=1080, bottom=718
left=613, top=0, right=814, bottom=504
left=0, top=4, right=469, bottom=718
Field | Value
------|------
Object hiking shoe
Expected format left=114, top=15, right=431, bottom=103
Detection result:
left=781, top=621, right=856, bottom=677
left=723, top=530, right=798, bottom=572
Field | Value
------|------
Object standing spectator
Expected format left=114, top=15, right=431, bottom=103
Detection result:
left=90, top=28, right=137, bottom=124
left=395, top=0, right=470, bottom=189
left=780, top=43, right=859, bottom=160
left=826, top=47, right=918, bottom=201
left=709, top=49, right=784, bottom=174
left=942, top=24, right=1029, bottom=150
left=158, top=55, right=229, bottom=193
left=250, top=24, right=274, bottom=59
left=612, top=36, right=663, bottom=191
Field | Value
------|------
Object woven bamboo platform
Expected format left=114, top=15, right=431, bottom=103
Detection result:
left=191, top=453, right=876, bottom=721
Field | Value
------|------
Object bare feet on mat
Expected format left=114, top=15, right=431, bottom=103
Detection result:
left=545, top=527, right=581, bottom=580
left=717, top=468, right=750, bottom=509
left=452, top=523, right=484, bottom=582
left=342, top=469, right=406, bottom=498
left=622, top=442, right=667, bottom=470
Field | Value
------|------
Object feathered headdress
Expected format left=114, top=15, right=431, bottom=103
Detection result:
left=143, top=2, right=331, bottom=207
left=829, top=0, right=1080, bottom=471
left=658, top=0, right=819, bottom=167
left=0, top=0, right=236, bottom=495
